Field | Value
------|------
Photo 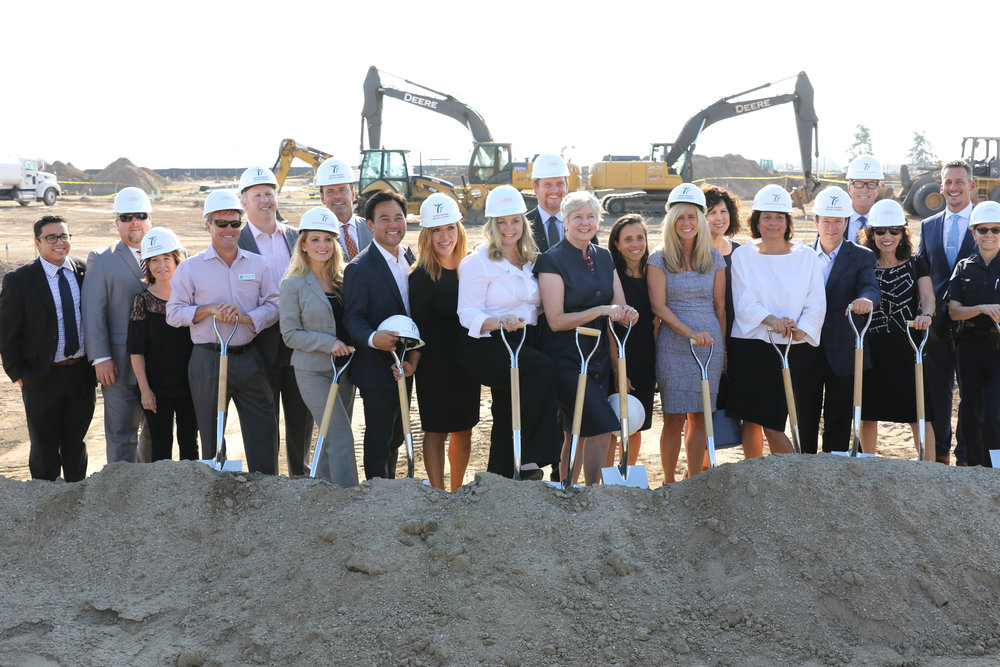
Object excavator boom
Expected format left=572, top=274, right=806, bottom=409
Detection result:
left=271, top=138, right=333, bottom=192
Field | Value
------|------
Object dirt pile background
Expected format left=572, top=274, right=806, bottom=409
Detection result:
left=2, top=457, right=1000, bottom=666
left=82, top=157, right=170, bottom=196
left=50, top=161, right=90, bottom=183
left=693, top=154, right=776, bottom=198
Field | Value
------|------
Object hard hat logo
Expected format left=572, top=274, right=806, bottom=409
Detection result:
left=681, top=186, right=691, bottom=195
left=772, top=194, right=782, bottom=203
left=830, top=196, right=840, bottom=206
left=148, top=235, right=158, bottom=246
left=434, top=203, right=444, bottom=214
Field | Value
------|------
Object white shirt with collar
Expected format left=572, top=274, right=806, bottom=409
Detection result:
left=847, top=211, right=868, bottom=243
left=539, top=209, right=564, bottom=243
left=942, top=202, right=974, bottom=248
left=40, top=256, right=85, bottom=363
left=813, top=238, right=843, bottom=284
left=367, top=241, right=412, bottom=348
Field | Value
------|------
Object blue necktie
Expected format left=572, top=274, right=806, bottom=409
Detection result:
left=945, top=214, right=960, bottom=267
left=546, top=216, right=560, bottom=248
left=58, top=267, right=80, bottom=357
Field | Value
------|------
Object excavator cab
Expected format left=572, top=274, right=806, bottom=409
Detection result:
left=360, top=149, right=411, bottom=197
left=468, top=142, right=513, bottom=185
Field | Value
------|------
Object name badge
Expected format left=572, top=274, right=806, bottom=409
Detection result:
left=238, top=273, right=256, bottom=281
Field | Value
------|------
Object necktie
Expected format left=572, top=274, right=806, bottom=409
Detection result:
left=137, top=250, right=147, bottom=278
left=946, top=213, right=960, bottom=267
left=58, top=267, right=80, bottom=357
left=342, top=223, right=358, bottom=260
left=546, top=216, right=560, bottom=248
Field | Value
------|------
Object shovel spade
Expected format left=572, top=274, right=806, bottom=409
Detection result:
left=199, top=316, right=243, bottom=472
left=905, top=321, right=929, bottom=461
left=602, top=322, right=648, bottom=488
left=499, top=323, right=526, bottom=480
left=767, top=328, right=801, bottom=454
left=689, top=339, right=717, bottom=468
left=308, top=347, right=355, bottom=478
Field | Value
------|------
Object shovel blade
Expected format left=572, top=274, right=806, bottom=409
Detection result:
left=601, top=464, right=649, bottom=489
left=198, top=458, right=244, bottom=472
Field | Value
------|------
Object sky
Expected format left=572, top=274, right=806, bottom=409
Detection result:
left=6, top=0, right=1000, bottom=176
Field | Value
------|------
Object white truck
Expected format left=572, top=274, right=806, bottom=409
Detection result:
left=0, top=158, right=60, bottom=206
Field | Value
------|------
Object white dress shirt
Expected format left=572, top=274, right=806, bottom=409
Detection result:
left=40, top=256, right=85, bottom=362
left=539, top=209, right=564, bottom=243
left=367, top=241, right=412, bottom=348
left=813, top=238, right=843, bottom=284
left=247, top=220, right=292, bottom=293
left=457, top=244, right=540, bottom=337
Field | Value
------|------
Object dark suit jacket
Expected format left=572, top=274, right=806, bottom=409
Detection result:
left=917, top=209, right=978, bottom=305
left=0, top=257, right=95, bottom=390
left=342, top=243, right=415, bottom=390
left=526, top=206, right=599, bottom=253
left=812, top=240, right=880, bottom=376
left=238, top=222, right=299, bottom=369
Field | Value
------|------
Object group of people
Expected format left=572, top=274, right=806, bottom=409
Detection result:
left=2, top=152, right=998, bottom=487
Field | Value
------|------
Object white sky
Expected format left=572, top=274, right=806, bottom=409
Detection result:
left=6, top=0, right=1000, bottom=174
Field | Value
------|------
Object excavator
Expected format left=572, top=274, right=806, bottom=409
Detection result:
left=591, top=71, right=820, bottom=215
left=271, top=138, right=334, bottom=192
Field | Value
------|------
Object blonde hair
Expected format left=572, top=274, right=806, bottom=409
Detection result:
left=659, top=203, right=714, bottom=273
left=482, top=214, right=539, bottom=264
left=285, top=229, right=345, bottom=299
left=413, top=222, right=468, bottom=281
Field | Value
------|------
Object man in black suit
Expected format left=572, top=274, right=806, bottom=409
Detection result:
left=343, top=189, right=416, bottom=479
left=525, top=153, right=571, bottom=254
left=0, top=216, right=96, bottom=481
left=797, top=187, right=879, bottom=453
left=917, top=159, right=978, bottom=464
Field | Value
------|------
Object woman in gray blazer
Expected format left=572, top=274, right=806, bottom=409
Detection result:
left=279, top=207, right=358, bottom=486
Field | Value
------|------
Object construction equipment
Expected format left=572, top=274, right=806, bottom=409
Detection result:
left=905, top=321, right=929, bottom=462
left=309, top=348, right=355, bottom=479
left=591, top=71, right=819, bottom=215
left=899, top=137, right=1000, bottom=218
left=199, top=316, right=243, bottom=472
left=356, top=147, right=468, bottom=221
left=0, top=157, right=60, bottom=206
left=846, top=306, right=873, bottom=457
left=602, top=322, right=648, bottom=487
left=271, top=138, right=333, bottom=192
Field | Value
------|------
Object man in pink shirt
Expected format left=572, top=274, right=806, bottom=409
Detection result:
left=166, top=190, right=279, bottom=474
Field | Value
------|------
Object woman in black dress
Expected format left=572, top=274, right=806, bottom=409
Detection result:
left=606, top=214, right=654, bottom=467
left=128, top=227, right=197, bottom=461
left=859, top=200, right=935, bottom=457
left=409, top=193, right=479, bottom=490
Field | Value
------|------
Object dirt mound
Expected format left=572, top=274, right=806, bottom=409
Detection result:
left=50, top=161, right=90, bottom=182
left=2, top=456, right=999, bottom=666
left=694, top=153, right=783, bottom=199
left=88, top=157, right=169, bottom=196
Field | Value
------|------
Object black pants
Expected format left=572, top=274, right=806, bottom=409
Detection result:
left=796, top=346, right=854, bottom=454
left=925, top=317, right=965, bottom=461
left=143, top=393, right=199, bottom=461
left=267, top=363, right=312, bottom=476
left=955, top=337, right=1000, bottom=467
left=358, top=381, right=411, bottom=479
left=23, top=362, right=95, bottom=482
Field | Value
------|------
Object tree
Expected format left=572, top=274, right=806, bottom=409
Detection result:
left=906, top=131, right=936, bottom=166
left=847, top=124, right=873, bottom=161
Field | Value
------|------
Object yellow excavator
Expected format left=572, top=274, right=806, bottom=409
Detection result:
left=271, top=138, right=333, bottom=192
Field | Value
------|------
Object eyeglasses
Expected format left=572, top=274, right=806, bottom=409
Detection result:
left=872, top=227, right=904, bottom=236
left=117, top=212, right=148, bottom=223
left=211, top=218, right=243, bottom=229
left=849, top=181, right=880, bottom=190
left=39, top=233, right=72, bottom=244
left=974, top=226, right=1000, bottom=235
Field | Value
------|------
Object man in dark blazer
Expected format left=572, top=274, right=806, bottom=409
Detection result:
left=0, top=216, right=96, bottom=481
left=343, top=189, right=416, bottom=479
left=797, top=186, right=879, bottom=454
left=525, top=153, right=598, bottom=253
left=917, top=159, right=978, bottom=465
left=237, top=166, right=312, bottom=475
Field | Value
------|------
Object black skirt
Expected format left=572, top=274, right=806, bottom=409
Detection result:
left=726, top=337, right=811, bottom=432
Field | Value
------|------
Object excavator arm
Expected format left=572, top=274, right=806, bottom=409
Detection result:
left=272, top=138, right=333, bottom=192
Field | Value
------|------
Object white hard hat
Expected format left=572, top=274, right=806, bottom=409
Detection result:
left=316, top=158, right=354, bottom=187
left=113, top=187, right=152, bottom=214
left=485, top=185, right=528, bottom=217
left=846, top=155, right=884, bottom=181
left=531, top=153, right=570, bottom=180
left=812, top=186, right=852, bottom=218
left=608, top=393, right=646, bottom=436
left=666, top=183, right=706, bottom=211
left=239, top=166, right=279, bottom=193
left=419, top=193, right=462, bottom=228
left=139, top=227, right=184, bottom=260
left=298, top=206, right=341, bottom=236
left=752, top=184, right=793, bottom=213
left=970, top=200, right=1000, bottom=227
left=203, top=189, right=244, bottom=217
left=377, top=315, right=425, bottom=349
left=867, top=199, right=907, bottom=227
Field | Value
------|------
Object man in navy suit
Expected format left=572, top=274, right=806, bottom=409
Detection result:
left=797, top=186, right=880, bottom=453
left=343, top=189, right=416, bottom=479
left=917, top=159, right=978, bottom=465
left=0, top=216, right=96, bottom=481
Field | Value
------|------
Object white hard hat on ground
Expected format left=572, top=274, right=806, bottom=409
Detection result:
left=298, top=206, right=341, bottom=235
left=970, top=201, right=1000, bottom=227
left=752, top=184, right=793, bottom=214
left=203, top=189, right=244, bottom=217
left=316, top=158, right=353, bottom=187
left=531, top=153, right=570, bottom=180
left=866, top=199, right=907, bottom=227
left=666, top=183, right=706, bottom=211
left=113, top=187, right=152, bottom=214
left=377, top=315, right=425, bottom=349
left=485, top=185, right=528, bottom=217
left=140, top=227, right=184, bottom=260
left=608, top=394, right=646, bottom=436
left=846, top=155, right=884, bottom=181
left=812, top=186, right=852, bottom=218
left=419, top=193, right=462, bottom=228
left=239, top=166, right=279, bottom=193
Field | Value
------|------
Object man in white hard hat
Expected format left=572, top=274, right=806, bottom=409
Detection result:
left=166, top=190, right=279, bottom=474
left=917, top=159, right=978, bottom=465
left=236, top=166, right=312, bottom=475
left=797, top=186, right=879, bottom=454
left=845, top=155, right=884, bottom=242
left=317, top=157, right=373, bottom=262
left=81, top=187, right=153, bottom=463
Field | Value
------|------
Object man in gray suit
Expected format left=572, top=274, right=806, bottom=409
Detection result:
left=237, top=166, right=312, bottom=475
left=82, top=187, right=153, bottom=463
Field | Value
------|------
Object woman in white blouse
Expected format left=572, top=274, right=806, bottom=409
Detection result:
left=456, top=186, right=561, bottom=480
left=727, top=184, right=826, bottom=456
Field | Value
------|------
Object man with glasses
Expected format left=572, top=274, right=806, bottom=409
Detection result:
left=166, top=190, right=279, bottom=473
left=845, top=155, right=884, bottom=242
left=0, top=216, right=96, bottom=481
left=918, top=159, right=978, bottom=465
left=81, top=187, right=153, bottom=463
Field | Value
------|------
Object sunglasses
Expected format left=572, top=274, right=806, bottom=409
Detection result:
left=872, top=227, right=904, bottom=236
left=211, top=218, right=243, bottom=229
left=117, top=212, right=148, bottom=223
left=974, top=226, right=1000, bottom=235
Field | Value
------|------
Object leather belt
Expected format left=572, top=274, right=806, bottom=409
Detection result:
left=196, top=342, right=253, bottom=355
left=52, top=357, right=84, bottom=367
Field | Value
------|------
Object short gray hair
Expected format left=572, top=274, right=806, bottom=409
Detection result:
left=560, top=190, right=603, bottom=220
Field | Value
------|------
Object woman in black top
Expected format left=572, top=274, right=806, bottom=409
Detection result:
left=128, top=228, right=197, bottom=461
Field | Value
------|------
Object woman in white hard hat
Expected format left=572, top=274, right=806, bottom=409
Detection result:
left=727, top=184, right=825, bottom=455
left=946, top=200, right=1000, bottom=467
left=536, top=191, right=638, bottom=485
left=647, top=185, right=726, bottom=482
left=457, top=185, right=561, bottom=480
left=859, top=199, right=935, bottom=456
left=127, top=227, right=198, bottom=462
left=279, top=207, right=357, bottom=486
left=408, top=193, right=479, bottom=491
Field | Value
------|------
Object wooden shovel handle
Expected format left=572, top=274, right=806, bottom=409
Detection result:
left=782, top=367, right=799, bottom=427
left=853, top=348, right=863, bottom=407
left=702, top=379, right=715, bottom=439
left=571, top=373, right=587, bottom=435
left=396, top=376, right=411, bottom=436
left=510, top=368, right=521, bottom=431
left=217, top=355, right=228, bottom=413
left=576, top=326, right=601, bottom=337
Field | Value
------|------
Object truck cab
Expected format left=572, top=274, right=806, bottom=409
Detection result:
left=0, top=158, right=61, bottom=206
